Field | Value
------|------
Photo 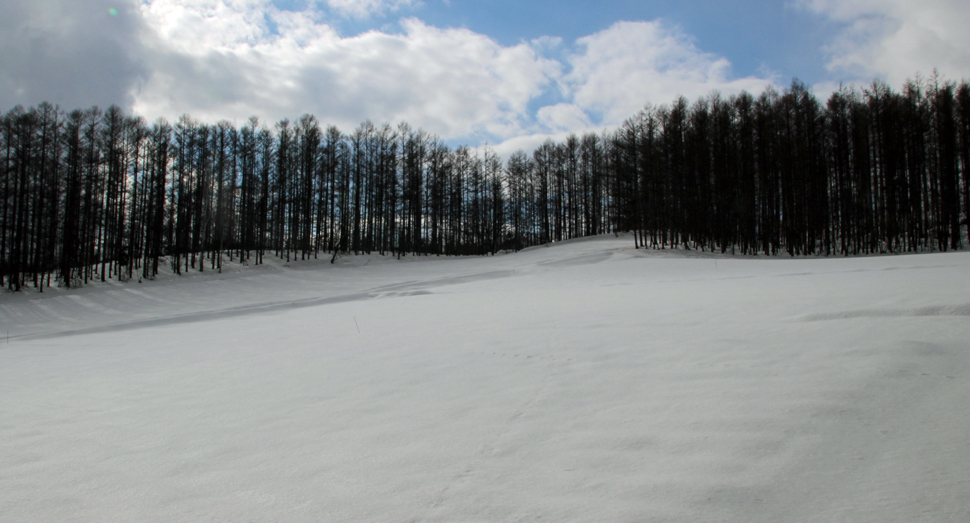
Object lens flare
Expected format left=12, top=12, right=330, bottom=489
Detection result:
left=108, top=8, right=118, bottom=16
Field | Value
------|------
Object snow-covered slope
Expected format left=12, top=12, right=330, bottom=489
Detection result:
left=2, top=234, right=968, bottom=522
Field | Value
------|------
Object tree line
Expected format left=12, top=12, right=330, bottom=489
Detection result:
left=2, top=75, right=969, bottom=291
left=614, top=78, right=970, bottom=256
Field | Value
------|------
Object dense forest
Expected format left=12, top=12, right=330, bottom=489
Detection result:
left=2, top=76, right=970, bottom=291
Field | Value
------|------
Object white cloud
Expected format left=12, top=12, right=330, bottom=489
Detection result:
left=140, top=0, right=278, bottom=53
left=561, top=21, right=775, bottom=126
left=487, top=21, right=779, bottom=156
left=134, top=2, right=558, bottom=141
left=483, top=126, right=619, bottom=163
left=130, top=5, right=777, bottom=143
left=536, top=103, right=591, bottom=133
left=2, top=0, right=780, bottom=149
left=798, top=0, right=970, bottom=86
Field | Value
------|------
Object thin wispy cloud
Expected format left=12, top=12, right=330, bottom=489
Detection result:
left=323, top=0, right=421, bottom=19
left=798, top=0, right=970, bottom=86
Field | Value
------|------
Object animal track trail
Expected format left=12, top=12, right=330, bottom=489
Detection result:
left=478, top=351, right=563, bottom=362
left=425, top=383, right=548, bottom=517
left=428, top=352, right=558, bottom=517
left=800, top=302, right=970, bottom=321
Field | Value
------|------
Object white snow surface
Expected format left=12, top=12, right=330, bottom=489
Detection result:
left=1, top=234, right=969, bottom=522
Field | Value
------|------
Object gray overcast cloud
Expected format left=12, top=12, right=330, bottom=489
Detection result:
left=0, top=0, right=147, bottom=110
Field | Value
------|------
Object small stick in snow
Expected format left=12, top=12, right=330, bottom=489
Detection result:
left=354, top=316, right=360, bottom=334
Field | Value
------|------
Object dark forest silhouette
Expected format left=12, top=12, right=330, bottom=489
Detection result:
left=2, top=76, right=969, bottom=291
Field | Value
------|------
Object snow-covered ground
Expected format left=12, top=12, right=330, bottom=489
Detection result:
left=2, top=234, right=968, bottom=522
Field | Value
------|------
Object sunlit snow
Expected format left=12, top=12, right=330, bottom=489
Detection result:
left=2, top=234, right=968, bottom=521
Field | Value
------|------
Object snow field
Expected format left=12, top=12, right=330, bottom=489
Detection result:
left=2, top=235, right=969, bottom=522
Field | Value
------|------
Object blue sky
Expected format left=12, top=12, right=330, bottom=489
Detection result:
left=2, top=0, right=968, bottom=153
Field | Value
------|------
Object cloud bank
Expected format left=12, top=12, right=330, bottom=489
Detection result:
left=136, top=0, right=559, bottom=141
left=133, top=1, right=776, bottom=144
left=24, top=0, right=965, bottom=150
